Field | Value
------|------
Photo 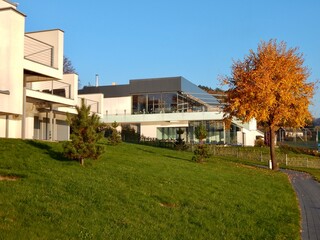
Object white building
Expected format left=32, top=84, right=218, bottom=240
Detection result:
left=0, top=0, right=103, bottom=140
left=79, top=77, right=263, bottom=146
left=1, top=0, right=262, bottom=146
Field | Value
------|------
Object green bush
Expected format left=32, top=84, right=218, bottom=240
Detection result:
left=121, top=125, right=140, bottom=142
left=255, top=138, right=265, bottom=147
left=63, top=99, right=104, bottom=165
left=104, top=122, right=122, bottom=145
left=279, top=144, right=320, bottom=157
left=192, top=144, right=210, bottom=163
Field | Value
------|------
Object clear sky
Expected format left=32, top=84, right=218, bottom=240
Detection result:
left=18, top=0, right=320, bottom=117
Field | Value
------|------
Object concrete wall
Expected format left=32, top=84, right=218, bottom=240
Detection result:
left=78, top=93, right=104, bottom=116
left=104, top=96, right=131, bottom=115
left=0, top=7, right=25, bottom=115
left=140, top=121, right=189, bottom=139
left=0, top=0, right=17, bottom=8
left=63, top=73, right=78, bottom=101
left=25, top=29, right=64, bottom=76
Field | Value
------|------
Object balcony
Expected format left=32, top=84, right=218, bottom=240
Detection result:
left=78, top=98, right=100, bottom=114
left=24, top=35, right=53, bottom=67
left=103, top=111, right=224, bottom=124
left=26, top=79, right=76, bottom=106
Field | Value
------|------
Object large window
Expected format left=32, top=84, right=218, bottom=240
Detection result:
left=133, top=92, right=178, bottom=114
left=132, top=91, right=208, bottom=114
left=157, top=127, right=187, bottom=141
left=132, top=95, right=146, bottom=114
left=147, top=94, right=162, bottom=113
left=189, top=121, right=240, bottom=144
left=162, top=93, right=177, bottom=113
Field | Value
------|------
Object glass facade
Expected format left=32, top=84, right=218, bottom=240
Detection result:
left=157, top=127, right=188, bottom=141
left=132, top=95, right=147, bottom=114
left=132, top=92, right=208, bottom=114
left=133, top=92, right=178, bottom=114
left=157, top=121, right=240, bottom=145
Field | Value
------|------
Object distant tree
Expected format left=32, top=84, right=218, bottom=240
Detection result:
left=174, top=128, right=187, bottom=150
left=104, top=121, right=122, bottom=145
left=192, top=123, right=209, bottom=162
left=313, top=118, right=320, bottom=127
left=63, top=56, right=77, bottom=74
left=121, top=125, right=140, bottom=142
left=222, top=39, right=315, bottom=170
left=198, top=85, right=226, bottom=102
left=63, top=99, right=104, bottom=165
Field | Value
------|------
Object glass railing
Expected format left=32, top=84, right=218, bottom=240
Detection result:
left=26, top=80, right=72, bottom=99
left=78, top=98, right=100, bottom=114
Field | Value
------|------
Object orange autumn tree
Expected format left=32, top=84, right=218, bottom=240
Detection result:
left=223, top=39, right=314, bottom=170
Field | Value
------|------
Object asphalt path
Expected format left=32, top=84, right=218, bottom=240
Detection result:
left=283, top=170, right=320, bottom=240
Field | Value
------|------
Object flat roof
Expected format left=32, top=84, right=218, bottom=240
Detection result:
left=78, top=76, right=220, bottom=105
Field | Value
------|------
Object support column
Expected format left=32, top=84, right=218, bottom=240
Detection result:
left=52, top=112, right=56, bottom=141
left=22, top=76, right=26, bottom=139
left=223, top=121, right=226, bottom=144
left=45, top=112, right=48, bottom=140
left=5, top=115, right=9, bottom=138
left=49, top=106, right=53, bottom=141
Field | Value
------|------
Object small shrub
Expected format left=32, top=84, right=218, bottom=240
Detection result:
left=174, top=128, right=187, bottom=150
left=192, top=123, right=209, bottom=162
left=121, top=125, right=140, bottom=142
left=63, top=99, right=104, bottom=165
left=192, top=144, right=210, bottom=163
left=104, top=122, right=122, bottom=145
left=255, top=138, right=265, bottom=147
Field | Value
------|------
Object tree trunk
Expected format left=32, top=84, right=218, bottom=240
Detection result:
left=79, top=158, right=84, bottom=166
left=269, top=127, right=278, bottom=170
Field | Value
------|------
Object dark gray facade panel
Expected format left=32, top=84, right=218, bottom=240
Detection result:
left=129, top=77, right=182, bottom=94
left=78, top=84, right=131, bottom=98
left=78, top=76, right=219, bottom=105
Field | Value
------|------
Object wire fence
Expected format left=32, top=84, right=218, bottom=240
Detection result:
left=204, top=145, right=320, bottom=169
left=137, top=138, right=320, bottom=169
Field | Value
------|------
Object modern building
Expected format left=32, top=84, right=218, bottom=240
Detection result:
left=79, top=76, right=263, bottom=146
left=0, top=0, right=103, bottom=140
left=1, top=0, right=261, bottom=145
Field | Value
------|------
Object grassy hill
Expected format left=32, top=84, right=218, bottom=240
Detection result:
left=0, top=139, right=300, bottom=239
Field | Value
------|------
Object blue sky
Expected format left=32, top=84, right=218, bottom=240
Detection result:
left=19, top=0, right=320, bottom=117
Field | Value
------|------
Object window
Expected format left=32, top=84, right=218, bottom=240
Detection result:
left=132, top=95, right=146, bottom=114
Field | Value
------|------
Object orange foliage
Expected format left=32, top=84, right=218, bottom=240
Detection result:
left=223, top=39, right=315, bottom=170
left=223, top=39, right=314, bottom=129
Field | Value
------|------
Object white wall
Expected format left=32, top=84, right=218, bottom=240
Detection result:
left=0, top=7, right=25, bottom=115
left=25, top=30, right=64, bottom=74
left=63, top=73, right=78, bottom=101
left=0, top=116, right=6, bottom=137
left=140, top=121, right=188, bottom=139
left=105, top=96, right=131, bottom=115
left=0, top=0, right=17, bottom=8
left=237, top=128, right=263, bottom=146
left=78, top=93, right=104, bottom=116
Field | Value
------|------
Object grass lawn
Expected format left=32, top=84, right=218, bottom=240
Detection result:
left=0, top=139, right=300, bottom=239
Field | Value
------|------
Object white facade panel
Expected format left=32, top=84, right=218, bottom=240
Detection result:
left=0, top=7, right=25, bottom=115
left=105, top=96, right=131, bottom=115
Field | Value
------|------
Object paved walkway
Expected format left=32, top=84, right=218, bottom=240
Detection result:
left=283, top=170, right=320, bottom=240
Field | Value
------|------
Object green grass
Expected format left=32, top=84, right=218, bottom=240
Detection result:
left=0, top=139, right=300, bottom=239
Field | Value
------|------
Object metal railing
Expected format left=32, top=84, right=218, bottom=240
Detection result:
left=24, top=35, right=54, bottom=67
left=79, top=98, right=100, bottom=114
left=27, top=80, right=72, bottom=99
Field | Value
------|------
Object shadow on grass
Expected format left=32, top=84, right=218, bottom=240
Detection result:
left=136, top=147, right=156, bottom=154
left=163, top=154, right=193, bottom=162
left=25, top=140, right=70, bottom=162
